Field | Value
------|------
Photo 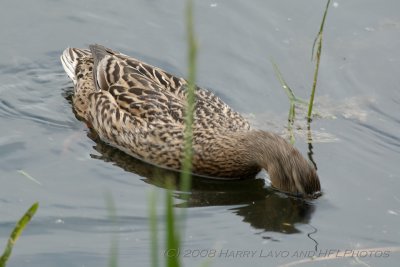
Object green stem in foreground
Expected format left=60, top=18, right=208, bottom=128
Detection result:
left=166, top=187, right=180, bottom=267
left=104, top=192, right=118, bottom=267
left=180, top=0, right=197, bottom=195
left=148, top=191, right=159, bottom=267
left=162, top=2, right=198, bottom=267
left=308, top=0, right=331, bottom=120
left=0, top=202, right=39, bottom=267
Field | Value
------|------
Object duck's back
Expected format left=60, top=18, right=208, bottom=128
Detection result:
left=88, top=45, right=250, bottom=131
left=61, top=44, right=251, bottom=175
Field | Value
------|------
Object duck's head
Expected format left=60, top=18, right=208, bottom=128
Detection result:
left=248, top=131, right=321, bottom=198
left=266, top=149, right=321, bottom=198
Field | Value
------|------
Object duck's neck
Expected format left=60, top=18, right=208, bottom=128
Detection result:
left=193, top=130, right=321, bottom=197
left=243, top=130, right=321, bottom=196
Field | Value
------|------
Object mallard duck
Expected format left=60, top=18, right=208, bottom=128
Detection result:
left=61, top=44, right=321, bottom=197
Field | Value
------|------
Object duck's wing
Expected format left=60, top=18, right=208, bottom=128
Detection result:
left=194, top=88, right=250, bottom=131
left=90, top=44, right=250, bottom=131
left=90, top=44, right=186, bottom=126
left=90, top=44, right=187, bottom=96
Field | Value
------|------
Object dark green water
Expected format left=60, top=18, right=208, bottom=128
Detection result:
left=1, top=0, right=399, bottom=266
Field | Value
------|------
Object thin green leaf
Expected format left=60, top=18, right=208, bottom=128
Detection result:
left=180, top=0, right=197, bottom=195
left=271, top=60, right=308, bottom=105
left=307, top=0, right=331, bottom=120
left=271, top=60, right=296, bottom=101
left=108, top=237, right=118, bottom=267
left=104, top=191, right=117, bottom=221
left=288, top=102, right=296, bottom=144
left=0, top=202, right=39, bottom=267
left=104, top=192, right=118, bottom=267
left=148, top=190, right=159, bottom=267
left=166, top=188, right=180, bottom=267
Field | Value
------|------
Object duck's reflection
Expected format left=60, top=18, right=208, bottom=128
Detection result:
left=89, top=132, right=317, bottom=234
left=64, top=87, right=317, bottom=235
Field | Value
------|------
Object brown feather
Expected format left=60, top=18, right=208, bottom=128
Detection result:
left=60, top=44, right=321, bottom=198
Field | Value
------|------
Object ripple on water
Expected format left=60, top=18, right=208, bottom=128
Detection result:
left=0, top=57, right=79, bottom=130
left=246, top=95, right=378, bottom=144
left=353, top=101, right=400, bottom=155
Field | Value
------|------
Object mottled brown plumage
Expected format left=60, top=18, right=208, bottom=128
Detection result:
left=61, top=44, right=321, bottom=197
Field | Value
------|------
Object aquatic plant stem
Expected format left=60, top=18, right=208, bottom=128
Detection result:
left=288, top=102, right=296, bottom=144
left=148, top=191, right=159, bottom=267
left=105, top=192, right=118, bottom=267
left=180, top=0, right=197, bottom=196
left=166, top=187, right=180, bottom=267
left=271, top=60, right=308, bottom=106
left=271, top=60, right=307, bottom=144
left=163, top=1, right=198, bottom=267
left=0, top=202, right=39, bottom=267
left=308, top=0, right=331, bottom=120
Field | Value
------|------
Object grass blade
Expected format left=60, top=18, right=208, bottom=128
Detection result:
left=271, top=60, right=308, bottom=105
left=166, top=188, right=180, bottom=267
left=288, top=102, right=296, bottom=144
left=108, top=237, right=118, bottom=267
left=271, top=60, right=308, bottom=144
left=148, top=190, right=159, bottom=267
left=104, top=192, right=118, bottom=267
left=307, top=0, right=331, bottom=120
left=180, top=0, right=197, bottom=195
left=0, top=202, right=39, bottom=267
left=162, top=2, right=198, bottom=267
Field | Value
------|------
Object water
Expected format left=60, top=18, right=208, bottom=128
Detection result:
left=1, top=0, right=399, bottom=266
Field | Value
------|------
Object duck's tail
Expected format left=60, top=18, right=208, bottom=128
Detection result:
left=89, top=44, right=113, bottom=91
left=60, top=47, right=91, bottom=85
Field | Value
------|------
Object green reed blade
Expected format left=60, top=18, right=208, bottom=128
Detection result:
left=180, top=0, right=197, bottom=195
left=148, top=190, right=159, bottom=267
left=307, top=0, right=331, bottom=120
left=0, top=202, right=39, bottom=267
left=104, top=192, right=118, bottom=267
left=288, top=102, right=296, bottom=144
left=108, top=237, right=118, bottom=267
left=271, top=60, right=308, bottom=106
left=166, top=188, right=180, bottom=267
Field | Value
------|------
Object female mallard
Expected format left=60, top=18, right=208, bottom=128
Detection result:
left=61, top=44, right=321, bottom=197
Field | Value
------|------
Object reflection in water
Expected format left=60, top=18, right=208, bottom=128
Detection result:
left=306, top=122, right=318, bottom=170
left=90, top=129, right=317, bottom=235
left=233, top=196, right=316, bottom=234
left=64, top=88, right=317, bottom=235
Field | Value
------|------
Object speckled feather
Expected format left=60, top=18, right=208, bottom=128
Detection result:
left=61, top=44, right=321, bottom=197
